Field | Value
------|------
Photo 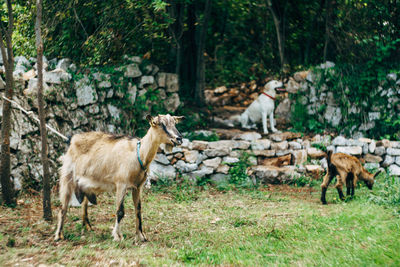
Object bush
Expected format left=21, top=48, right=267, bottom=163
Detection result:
left=368, top=172, right=400, bottom=214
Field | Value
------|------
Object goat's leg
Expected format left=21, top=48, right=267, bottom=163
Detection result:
left=335, top=170, right=346, bottom=201
left=269, top=112, right=277, bottom=132
left=132, top=187, right=147, bottom=242
left=351, top=177, right=357, bottom=197
left=81, top=197, right=93, bottom=231
left=321, top=171, right=335, bottom=204
left=346, top=178, right=351, bottom=196
left=112, top=184, right=126, bottom=241
left=54, top=174, right=73, bottom=241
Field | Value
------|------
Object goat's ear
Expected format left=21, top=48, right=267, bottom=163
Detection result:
left=173, top=116, right=185, bottom=123
left=146, top=115, right=157, bottom=127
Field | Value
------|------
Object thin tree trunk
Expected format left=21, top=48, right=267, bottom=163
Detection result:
left=267, top=0, right=285, bottom=70
left=0, top=0, right=16, bottom=207
left=36, top=0, right=52, bottom=221
left=194, top=0, right=212, bottom=105
left=323, top=0, right=331, bottom=62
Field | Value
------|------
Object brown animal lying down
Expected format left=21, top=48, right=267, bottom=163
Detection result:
left=321, top=151, right=381, bottom=205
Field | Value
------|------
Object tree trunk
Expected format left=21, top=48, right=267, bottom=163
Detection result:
left=0, top=0, right=16, bottom=207
left=323, top=0, right=331, bottom=62
left=267, top=0, right=286, bottom=71
left=36, top=0, right=52, bottom=221
left=194, top=0, right=212, bottom=105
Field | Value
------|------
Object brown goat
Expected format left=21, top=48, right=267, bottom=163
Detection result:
left=54, top=114, right=184, bottom=241
left=320, top=151, right=381, bottom=204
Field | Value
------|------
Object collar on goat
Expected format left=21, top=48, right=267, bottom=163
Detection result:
left=137, top=140, right=146, bottom=170
left=262, top=92, right=276, bottom=101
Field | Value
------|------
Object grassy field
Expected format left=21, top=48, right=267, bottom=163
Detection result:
left=0, top=181, right=400, bottom=266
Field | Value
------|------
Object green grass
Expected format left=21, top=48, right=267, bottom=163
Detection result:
left=0, top=182, right=399, bottom=266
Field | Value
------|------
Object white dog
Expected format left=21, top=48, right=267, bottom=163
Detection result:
left=239, top=80, right=284, bottom=134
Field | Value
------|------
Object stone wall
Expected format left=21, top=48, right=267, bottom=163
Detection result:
left=148, top=130, right=400, bottom=185
left=0, top=55, right=181, bottom=190
left=284, top=61, right=400, bottom=138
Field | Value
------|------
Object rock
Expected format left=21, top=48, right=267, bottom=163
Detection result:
left=364, top=154, right=383, bottom=163
left=189, top=165, right=214, bottom=179
left=107, top=104, right=121, bottom=122
left=139, top=75, right=155, bottom=88
left=319, top=61, right=335, bottom=69
left=375, top=146, right=386, bottom=156
left=210, top=173, right=229, bottom=184
left=144, top=64, right=159, bottom=75
left=332, top=136, right=347, bottom=146
left=69, top=63, right=77, bottom=72
left=127, top=83, right=137, bottom=104
left=305, top=165, right=324, bottom=176
left=376, top=139, right=391, bottom=148
left=192, top=140, right=208, bottom=150
left=275, top=98, right=291, bottom=122
left=387, top=73, right=397, bottom=81
left=23, top=69, right=36, bottom=81
left=307, top=147, right=326, bottom=158
left=260, top=154, right=291, bottom=167
left=285, top=78, right=300, bottom=93
left=205, top=148, right=231, bottom=157
left=388, top=164, right=400, bottom=176
left=324, top=106, right=342, bottom=127
left=124, top=55, right=142, bottom=64
left=154, top=153, right=170, bottom=165
left=396, top=157, right=400, bottom=166
left=156, top=72, right=166, bottom=87
left=369, top=140, right=376, bottom=153
left=203, top=157, right=222, bottom=169
left=252, top=150, right=276, bottom=157
left=149, top=161, right=176, bottom=180
left=44, top=68, right=72, bottom=84
left=164, top=93, right=180, bottom=112
left=214, top=86, right=228, bottom=94
left=288, top=141, right=302, bottom=150
left=222, top=156, right=239, bottom=164
left=276, top=149, right=292, bottom=156
left=86, top=104, right=99, bottom=114
left=24, top=78, right=54, bottom=98
left=336, top=146, right=362, bottom=156
left=175, top=160, right=198, bottom=173
left=216, top=164, right=230, bottom=174
left=15, top=56, right=30, bottom=68
left=75, top=76, right=98, bottom=106
left=124, top=63, right=142, bottom=78
left=293, top=71, right=309, bottom=82
left=346, top=139, right=364, bottom=147
left=364, top=163, right=380, bottom=170
left=250, top=165, right=298, bottom=184
left=251, top=139, right=271, bottom=150
left=56, top=58, right=71, bottom=71
left=165, top=73, right=179, bottom=92
left=271, top=141, right=288, bottom=150
left=292, top=149, right=307, bottom=165
left=391, top=141, right=400, bottom=148
left=382, top=155, right=394, bottom=167
left=233, top=132, right=262, bottom=141
left=368, top=112, right=380, bottom=121
left=387, top=148, right=400, bottom=156
left=93, top=72, right=112, bottom=88
left=208, top=140, right=250, bottom=150
left=71, top=109, right=88, bottom=128
left=269, top=132, right=301, bottom=142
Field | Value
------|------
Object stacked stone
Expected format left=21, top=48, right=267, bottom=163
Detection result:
left=148, top=131, right=400, bottom=186
left=0, top=55, right=181, bottom=190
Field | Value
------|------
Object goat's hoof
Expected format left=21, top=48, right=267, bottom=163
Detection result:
left=138, top=233, right=148, bottom=242
left=271, top=129, right=278, bottom=133
left=54, top=232, right=64, bottom=241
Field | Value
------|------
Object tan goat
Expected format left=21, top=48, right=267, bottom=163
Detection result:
left=320, top=151, right=381, bottom=205
left=54, top=114, right=184, bottom=241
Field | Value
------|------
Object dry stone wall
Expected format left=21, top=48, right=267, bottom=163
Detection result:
left=0, top=55, right=181, bottom=191
left=149, top=130, right=400, bottom=185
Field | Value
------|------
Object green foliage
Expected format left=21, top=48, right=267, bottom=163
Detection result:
left=291, top=37, right=400, bottom=139
left=184, top=131, right=219, bottom=142
left=311, top=143, right=327, bottom=153
left=227, top=152, right=255, bottom=188
left=368, top=172, right=400, bottom=214
left=287, top=175, right=319, bottom=188
left=151, top=176, right=201, bottom=203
